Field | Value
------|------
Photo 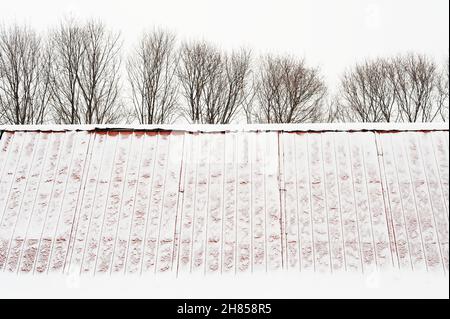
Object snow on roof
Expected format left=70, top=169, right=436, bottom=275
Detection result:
left=0, top=124, right=448, bottom=277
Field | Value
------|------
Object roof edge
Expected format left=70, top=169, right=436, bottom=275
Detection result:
left=0, top=122, right=448, bottom=133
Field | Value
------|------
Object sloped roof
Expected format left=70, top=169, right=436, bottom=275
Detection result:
left=0, top=123, right=448, bottom=275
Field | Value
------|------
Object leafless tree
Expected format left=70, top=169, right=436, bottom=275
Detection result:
left=241, top=76, right=257, bottom=123
left=50, top=19, right=123, bottom=124
left=336, top=58, right=398, bottom=122
left=201, top=48, right=251, bottom=124
left=127, top=28, right=178, bottom=124
left=177, top=40, right=222, bottom=123
left=390, top=53, right=440, bottom=122
left=48, top=18, right=85, bottom=124
left=2, top=17, right=448, bottom=127
left=76, top=20, right=123, bottom=124
left=0, top=24, right=52, bottom=124
left=323, top=96, right=341, bottom=123
left=436, top=58, right=449, bottom=122
left=252, top=55, right=326, bottom=123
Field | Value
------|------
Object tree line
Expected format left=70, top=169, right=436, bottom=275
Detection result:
left=0, top=18, right=448, bottom=125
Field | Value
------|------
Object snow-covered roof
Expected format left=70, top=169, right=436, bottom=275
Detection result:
left=0, top=123, right=448, bottom=278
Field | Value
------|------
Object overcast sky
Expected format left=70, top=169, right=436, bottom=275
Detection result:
left=1, top=0, right=449, bottom=87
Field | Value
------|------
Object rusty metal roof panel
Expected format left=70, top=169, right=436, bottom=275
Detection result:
left=0, top=126, right=448, bottom=275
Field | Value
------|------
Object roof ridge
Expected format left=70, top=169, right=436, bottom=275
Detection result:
left=1, top=123, right=449, bottom=133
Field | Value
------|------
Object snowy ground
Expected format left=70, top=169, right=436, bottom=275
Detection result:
left=0, top=271, right=448, bottom=299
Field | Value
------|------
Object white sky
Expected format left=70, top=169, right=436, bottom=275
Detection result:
left=1, top=0, right=449, bottom=87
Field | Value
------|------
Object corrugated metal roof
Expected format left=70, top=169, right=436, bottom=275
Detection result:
left=0, top=125, right=448, bottom=275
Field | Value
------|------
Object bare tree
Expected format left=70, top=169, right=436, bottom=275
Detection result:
left=76, top=20, right=123, bottom=124
left=241, top=75, right=257, bottom=123
left=50, top=19, right=123, bottom=124
left=252, top=55, right=326, bottom=123
left=127, top=28, right=178, bottom=124
left=202, top=48, right=251, bottom=124
left=436, top=58, right=449, bottom=122
left=48, top=18, right=85, bottom=124
left=390, top=53, right=440, bottom=122
left=336, top=58, right=398, bottom=122
left=323, top=96, right=342, bottom=123
left=177, top=40, right=222, bottom=123
left=0, top=24, right=52, bottom=124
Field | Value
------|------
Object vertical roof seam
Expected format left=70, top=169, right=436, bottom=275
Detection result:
left=375, top=132, right=400, bottom=269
